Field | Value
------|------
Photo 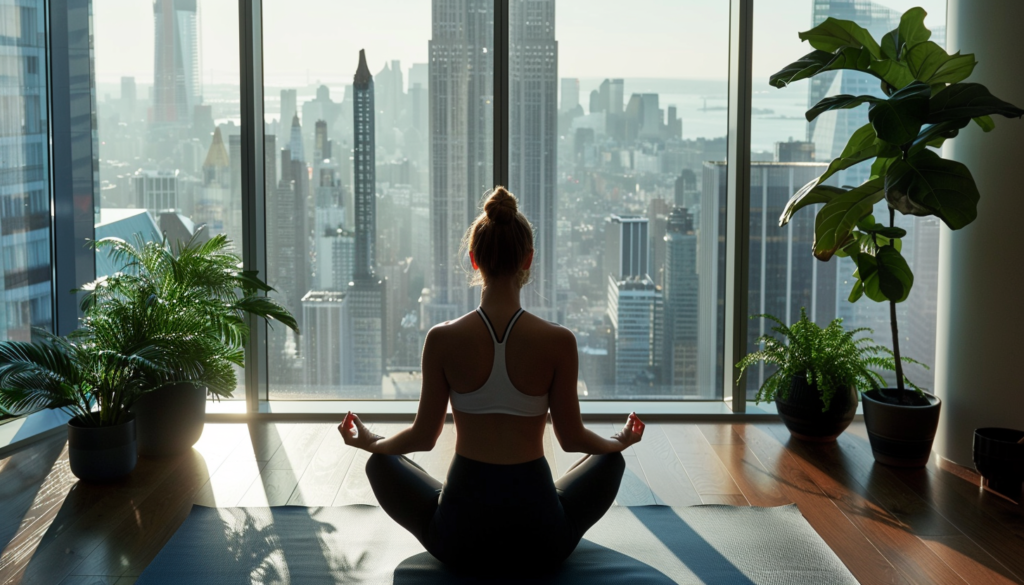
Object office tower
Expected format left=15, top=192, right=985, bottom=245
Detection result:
left=664, top=208, right=699, bottom=396
left=427, top=0, right=494, bottom=326
left=638, top=94, right=663, bottom=139
left=509, top=0, right=558, bottom=321
left=134, top=170, right=180, bottom=213
left=697, top=162, right=728, bottom=397
left=288, top=113, right=305, bottom=166
left=667, top=105, right=682, bottom=139
left=597, top=78, right=624, bottom=114
left=121, top=76, right=137, bottom=121
left=560, top=78, right=579, bottom=113
left=314, top=120, right=331, bottom=162
left=775, top=139, right=815, bottom=163
left=605, top=215, right=649, bottom=281
left=0, top=0, right=53, bottom=340
left=302, top=291, right=345, bottom=388
left=267, top=146, right=308, bottom=332
left=607, top=275, right=662, bottom=392
left=195, top=128, right=230, bottom=235
left=647, top=199, right=671, bottom=287
left=280, top=89, right=297, bottom=133
left=340, top=49, right=386, bottom=392
left=151, top=0, right=200, bottom=126
left=699, top=161, right=838, bottom=397
left=807, top=0, right=898, bottom=178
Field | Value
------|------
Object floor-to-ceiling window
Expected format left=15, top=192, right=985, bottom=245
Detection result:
left=92, top=0, right=245, bottom=398
left=745, top=0, right=946, bottom=400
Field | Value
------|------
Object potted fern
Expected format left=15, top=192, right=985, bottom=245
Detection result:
left=738, top=310, right=914, bottom=442
left=0, top=310, right=213, bottom=481
left=84, top=231, right=298, bottom=457
left=770, top=8, right=1023, bottom=464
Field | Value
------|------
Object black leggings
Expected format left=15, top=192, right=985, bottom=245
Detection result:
left=366, top=451, right=625, bottom=572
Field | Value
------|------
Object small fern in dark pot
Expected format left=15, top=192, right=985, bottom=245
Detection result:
left=738, top=309, right=920, bottom=442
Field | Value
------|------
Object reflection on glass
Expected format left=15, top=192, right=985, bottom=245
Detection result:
left=549, top=0, right=729, bottom=399
left=93, top=0, right=244, bottom=397
left=0, top=1, right=51, bottom=342
left=748, top=0, right=946, bottom=398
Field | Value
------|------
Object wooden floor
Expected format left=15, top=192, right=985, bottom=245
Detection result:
left=0, top=421, right=1022, bottom=584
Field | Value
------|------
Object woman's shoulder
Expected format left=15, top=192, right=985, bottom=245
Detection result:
left=516, top=312, right=576, bottom=347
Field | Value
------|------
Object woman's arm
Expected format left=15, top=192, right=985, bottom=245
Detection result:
left=548, top=327, right=643, bottom=454
left=340, top=327, right=449, bottom=454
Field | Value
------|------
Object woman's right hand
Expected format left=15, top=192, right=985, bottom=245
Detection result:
left=612, top=412, right=645, bottom=449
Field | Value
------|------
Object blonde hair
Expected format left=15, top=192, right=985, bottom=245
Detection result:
left=462, top=186, right=534, bottom=287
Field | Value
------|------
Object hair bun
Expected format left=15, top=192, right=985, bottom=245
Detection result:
left=484, top=187, right=518, bottom=224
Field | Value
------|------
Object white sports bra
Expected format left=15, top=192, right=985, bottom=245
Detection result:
left=448, top=307, right=549, bottom=417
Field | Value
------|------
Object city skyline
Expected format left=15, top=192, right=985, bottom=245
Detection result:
left=88, top=0, right=947, bottom=398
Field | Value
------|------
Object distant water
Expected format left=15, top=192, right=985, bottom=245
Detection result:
left=578, top=78, right=815, bottom=154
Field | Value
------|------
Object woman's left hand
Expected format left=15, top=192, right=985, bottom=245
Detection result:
left=339, top=412, right=383, bottom=452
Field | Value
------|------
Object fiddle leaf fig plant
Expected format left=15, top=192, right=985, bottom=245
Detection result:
left=770, top=7, right=1024, bottom=392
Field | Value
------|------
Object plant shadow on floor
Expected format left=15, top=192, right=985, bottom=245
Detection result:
left=0, top=435, right=68, bottom=564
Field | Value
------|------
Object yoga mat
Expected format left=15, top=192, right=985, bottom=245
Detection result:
left=136, top=504, right=859, bottom=584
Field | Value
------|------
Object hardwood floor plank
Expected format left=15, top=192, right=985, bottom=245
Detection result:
left=710, top=440, right=791, bottom=507
left=57, top=576, right=119, bottom=585
left=631, top=425, right=702, bottom=507
left=923, top=535, right=1023, bottom=585
left=244, top=423, right=296, bottom=463
left=262, top=424, right=329, bottom=472
left=741, top=424, right=909, bottom=585
left=697, top=424, right=743, bottom=445
left=602, top=425, right=656, bottom=506
left=331, top=424, right=410, bottom=506
left=663, top=424, right=743, bottom=496
left=286, top=426, right=357, bottom=507
left=760, top=424, right=968, bottom=585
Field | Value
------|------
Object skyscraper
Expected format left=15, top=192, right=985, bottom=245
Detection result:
left=151, top=0, right=200, bottom=126
left=280, top=89, right=297, bottom=135
left=605, top=215, right=649, bottom=281
left=664, top=208, right=699, bottom=396
left=560, top=78, right=579, bottom=113
left=342, top=49, right=386, bottom=392
left=509, top=0, right=558, bottom=321
left=426, top=0, right=494, bottom=326
left=607, top=275, right=661, bottom=392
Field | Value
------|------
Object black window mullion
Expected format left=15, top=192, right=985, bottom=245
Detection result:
left=493, top=0, right=509, bottom=187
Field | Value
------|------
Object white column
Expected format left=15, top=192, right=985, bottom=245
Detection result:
left=935, top=0, right=1024, bottom=466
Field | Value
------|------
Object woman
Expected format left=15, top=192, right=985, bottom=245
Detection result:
left=340, top=186, right=644, bottom=574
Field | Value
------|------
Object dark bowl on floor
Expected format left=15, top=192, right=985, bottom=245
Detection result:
left=974, top=427, right=1024, bottom=499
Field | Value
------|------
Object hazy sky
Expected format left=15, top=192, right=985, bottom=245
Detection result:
left=93, top=0, right=947, bottom=88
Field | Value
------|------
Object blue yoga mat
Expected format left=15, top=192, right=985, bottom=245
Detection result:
left=137, top=504, right=859, bottom=584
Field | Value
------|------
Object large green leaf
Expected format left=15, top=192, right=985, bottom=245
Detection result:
left=927, top=83, right=1024, bottom=124
left=973, top=115, right=995, bottom=132
left=812, top=178, right=885, bottom=261
left=771, top=47, right=883, bottom=89
left=904, top=41, right=976, bottom=85
left=770, top=50, right=835, bottom=88
left=869, top=156, right=895, bottom=181
left=779, top=181, right=845, bottom=227
left=806, top=93, right=880, bottom=122
left=868, top=59, right=916, bottom=91
left=867, top=81, right=930, bottom=145
left=909, top=119, right=970, bottom=155
left=874, top=245, right=914, bottom=302
left=881, top=7, right=931, bottom=61
left=800, top=17, right=882, bottom=59
left=884, top=149, right=980, bottom=229
left=808, top=123, right=899, bottom=189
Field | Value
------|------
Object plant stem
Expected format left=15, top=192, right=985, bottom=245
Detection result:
left=889, top=206, right=905, bottom=392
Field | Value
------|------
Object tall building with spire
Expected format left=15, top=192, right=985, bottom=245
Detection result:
left=341, top=49, right=386, bottom=393
left=509, top=0, right=558, bottom=321
left=288, top=113, right=305, bottom=165
left=426, top=0, right=494, bottom=326
left=151, top=0, right=200, bottom=127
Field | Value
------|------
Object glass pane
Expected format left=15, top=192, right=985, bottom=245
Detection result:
left=0, top=0, right=52, bottom=344
left=524, top=0, right=729, bottom=399
left=263, top=1, right=489, bottom=399
left=747, top=0, right=947, bottom=399
left=94, top=0, right=244, bottom=398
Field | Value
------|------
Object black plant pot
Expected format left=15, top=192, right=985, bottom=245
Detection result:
left=67, top=414, right=137, bottom=482
left=130, top=383, right=207, bottom=458
left=862, top=388, right=941, bottom=468
left=775, top=376, right=858, bottom=442
left=973, top=428, right=1024, bottom=499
